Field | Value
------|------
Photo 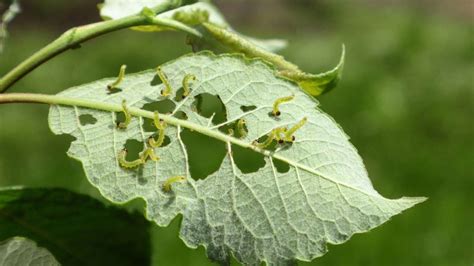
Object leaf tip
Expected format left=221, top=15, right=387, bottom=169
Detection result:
left=282, top=44, right=346, bottom=97
left=394, top=196, right=428, bottom=212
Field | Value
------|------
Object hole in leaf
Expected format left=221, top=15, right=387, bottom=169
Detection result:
left=218, top=120, right=248, bottom=139
left=115, top=112, right=125, bottom=126
left=123, top=139, right=144, bottom=161
left=192, top=93, right=227, bottom=124
left=274, top=159, right=290, bottom=173
left=232, top=145, right=266, bottom=174
left=174, top=87, right=186, bottom=102
left=174, top=111, right=188, bottom=120
left=218, top=123, right=235, bottom=136
left=142, top=118, right=155, bottom=132
left=142, top=99, right=176, bottom=114
left=79, top=114, right=97, bottom=126
left=160, top=136, right=171, bottom=147
left=181, top=128, right=226, bottom=180
left=150, top=74, right=163, bottom=86
left=253, top=135, right=279, bottom=152
left=240, top=105, right=256, bottom=112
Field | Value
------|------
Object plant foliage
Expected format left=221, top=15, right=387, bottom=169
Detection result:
left=47, top=53, right=425, bottom=265
left=0, top=187, right=150, bottom=265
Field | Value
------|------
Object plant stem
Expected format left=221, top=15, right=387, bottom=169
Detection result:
left=0, top=1, right=197, bottom=93
left=202, top=22, right=301, bottom=73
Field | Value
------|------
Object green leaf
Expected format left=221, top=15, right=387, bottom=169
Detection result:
left=0, top=187, right=151, bottom=265
left=282, top=45, right=345, bottom=96
left=47, top=53, right=425, bottom=265
left=99, top=0, right=287, bottom=52
left=0, top=237, right=60, bottom=266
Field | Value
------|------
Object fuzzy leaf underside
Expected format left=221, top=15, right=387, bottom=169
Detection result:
left=99, top=0, right=287, bottom=52
left=0, top=237, right=59, bottom=266
left=48, top=53, right=424, bottom=265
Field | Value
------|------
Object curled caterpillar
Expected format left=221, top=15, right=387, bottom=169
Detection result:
left=272, top=95, right=294, bottom=116
left=256, top=134, right=274, bottom=148
left=182, top=74, right=196, bottom=98
left=254, top=118, right=306, bottom=148
left=255, top=128, right=281, bottom=148
left=236, top=119, right=247, bottom=138
left=283, top=117, right=307, bottom=142
left=116, top=99, right=132, bottom=129
left=118, top=149, right=144, bottom=169
left=162, top=176, right=186, bottom=192
left=140, top=147, right=159, bottom=162
left=107, top=65, right=126, bottom=91
left=118, top=146, right=159, bottom=169
left=156, top=66, right=173, bottom=97
left=148, top=111, right=167, bottom=148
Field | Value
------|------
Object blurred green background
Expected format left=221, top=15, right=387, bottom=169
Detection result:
left=0, top=0, right=472, bottom=265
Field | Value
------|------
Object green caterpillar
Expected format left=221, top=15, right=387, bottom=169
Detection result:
left=148, top=111, right=167, bottom=148
left=118, top=149, right=143, bottom=169
left=116, top=99, right=131, bottom=129
left=162, top=176, right=186, bottom=192
left=272, top=95, right=294, bottom=116
left=107, top=64, right=126, bottom=91
left=255, top=117, right=307, bottom=148
left=237, top=119, right=247, bottom=138
left=156, top=66, right=173, bottom=97
left=182, top=74, right=196, bottom=98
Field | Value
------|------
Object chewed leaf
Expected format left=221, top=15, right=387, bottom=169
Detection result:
left=282, top=45, right=346, bottom=96
left=0, top=237, right=59, bottom=266
left=48, top=52, right=424, bottom=265
left=99, top=1, right=287, bottom=52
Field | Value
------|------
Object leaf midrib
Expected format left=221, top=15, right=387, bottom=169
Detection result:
left=7, top=93, right=381, bottom=199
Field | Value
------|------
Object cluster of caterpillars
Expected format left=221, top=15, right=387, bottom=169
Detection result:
left=107, top=64, right=196, bottom=98
left=254, top=94, right=307, bottom=148
left=118, top=111, right=184, bottom=192
left=156, top=66, right=196, bottom=98
left=117, top=111, right=164, bottom=169
left=107, top=64, right=307, bottom=190
left=108, top=65, right=192, bottom=192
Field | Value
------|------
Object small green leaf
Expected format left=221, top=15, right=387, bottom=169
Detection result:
left=281, top=45, right=345, bottom=96
left=47, top=53, right=425, bottom=265
left=0, top=237, right=60, bottom=266
left=0, top=187, right=151, bottom=265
